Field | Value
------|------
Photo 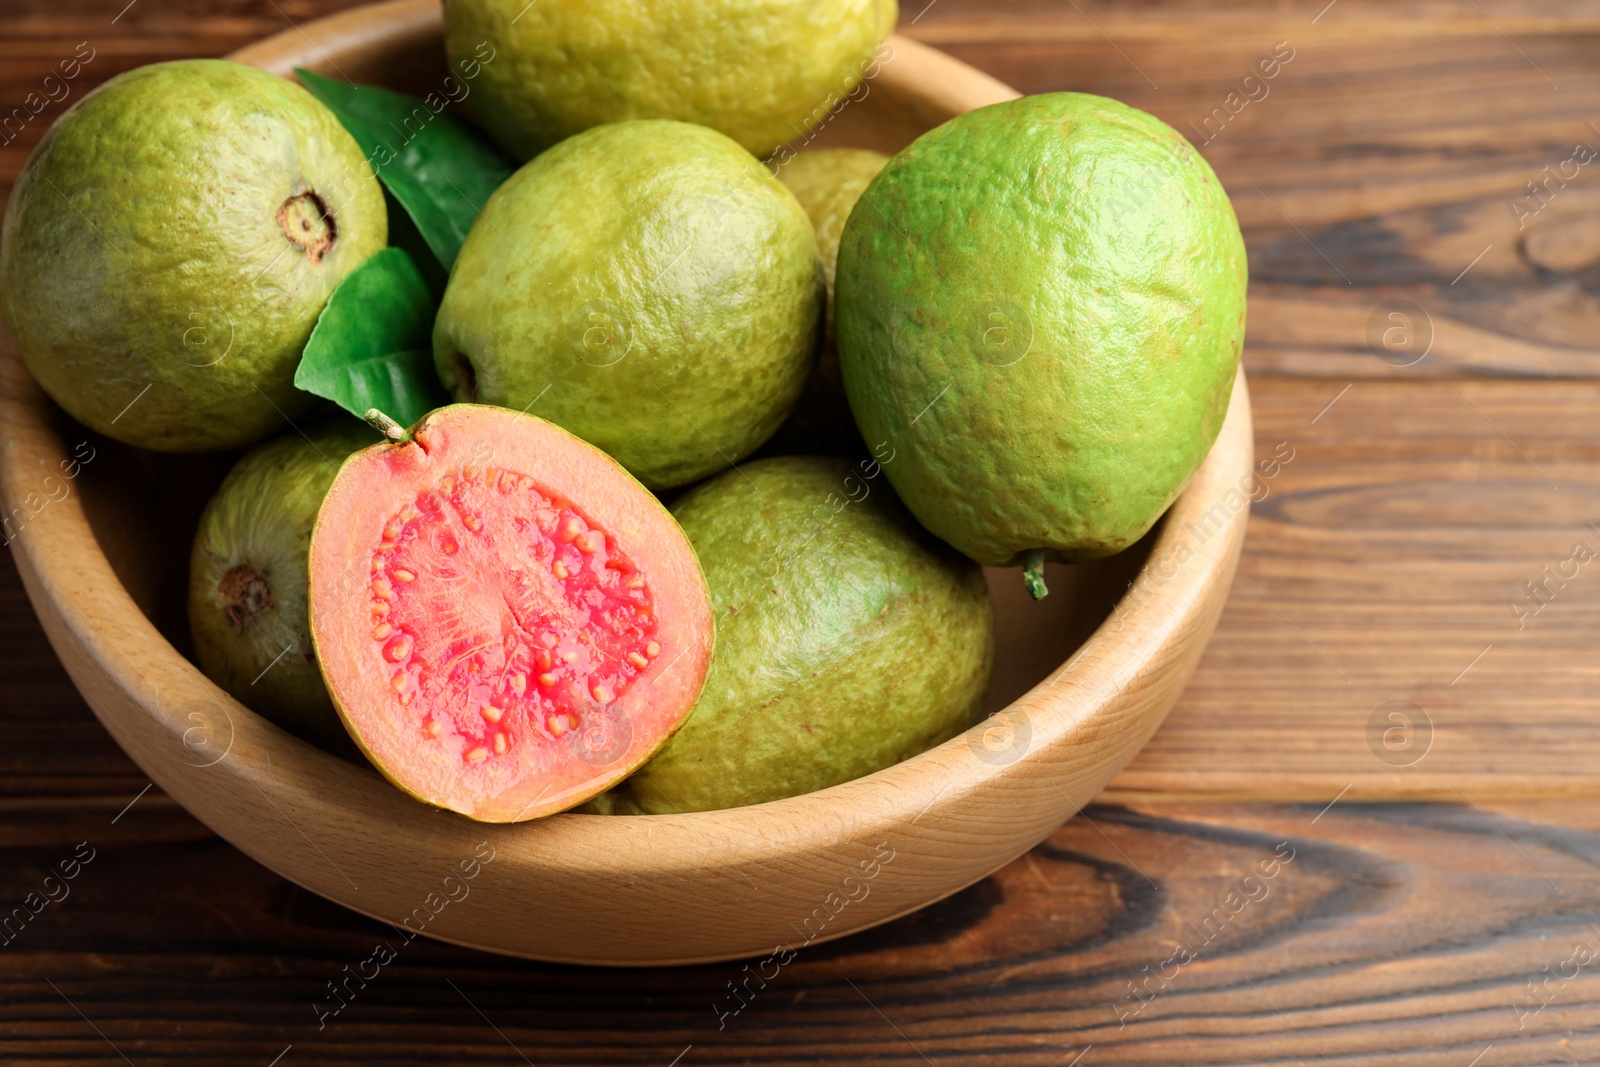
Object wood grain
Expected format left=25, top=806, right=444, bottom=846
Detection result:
left=1111, top=377, right=1600, bottom=802
left=6, top=795, right=1600, bottom=1065
left=3, top=0, right=1599, bottom=1059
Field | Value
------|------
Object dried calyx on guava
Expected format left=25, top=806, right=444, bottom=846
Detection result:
left=0, top=59, right=386, bottom=452
left=308, top=404, right=714, bottom=822
left=189, top=420, right=378, bottom=756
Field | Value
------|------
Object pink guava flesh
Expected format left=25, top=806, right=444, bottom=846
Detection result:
left=309, top=404, right=713, bottom=822
left=368, top=472, right=663, bottom=764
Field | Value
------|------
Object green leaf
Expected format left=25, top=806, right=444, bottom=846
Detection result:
left=383, top=187, right=448, bottom=299
left=295, top=248, right=449, bottom=428
left=295, top=67, right=514, bottom=272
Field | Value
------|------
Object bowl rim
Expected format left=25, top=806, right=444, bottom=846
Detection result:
left=0, top=0, right=1255, bottom=965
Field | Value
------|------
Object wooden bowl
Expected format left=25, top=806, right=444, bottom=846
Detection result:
left=0, top=0, right=1254, bottom=966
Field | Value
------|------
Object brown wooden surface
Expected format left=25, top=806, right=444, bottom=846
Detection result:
left=3, top=0, right=1598, bottom=1061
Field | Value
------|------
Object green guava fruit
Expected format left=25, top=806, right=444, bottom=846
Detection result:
left=768, top=148, right=889, bottom=454
left=307, top=404, right=714, bottom=822
left=597, top=455, right=994, bottom=815
left=189, top=419, right=377, bottom=755
left=433, top=119, right=823, bottom=491
left=835, top=92, right=1248, bottom=578
left=0, top=59, right=386, bottom=452
left=443, top=0, right=897, bottom=161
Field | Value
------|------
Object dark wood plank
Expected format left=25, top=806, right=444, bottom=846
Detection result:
left=1111, top=377, right=1600, bottom=802
left=0, top=549, right=148, bottom=800
left=5, top=797, right=1600, bottom=1064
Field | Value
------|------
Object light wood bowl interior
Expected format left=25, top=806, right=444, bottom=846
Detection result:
left=0, top=0, right=1254, bottom=965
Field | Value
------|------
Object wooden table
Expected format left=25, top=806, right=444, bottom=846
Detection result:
left=5, top=0, right=1599, bottom=1062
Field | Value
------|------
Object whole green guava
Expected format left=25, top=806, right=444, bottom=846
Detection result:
left=433, top=120, right=823, bottom=490
left=443, top=0, right=897, bottom=160
left=189, top=419, right=376, bottom=755
left=598, top=455, right=994, bottom=814
left=0, top=60, right=386, bottom=452
left=768, top=148, right=889, bottom=455
left=835, top=92, right=1248, bottom=567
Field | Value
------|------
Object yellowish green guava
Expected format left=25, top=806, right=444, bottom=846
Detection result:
left=835, top=93, right=1248, bottom=573
left=770, top=148, right=889, bottom=454
left=433, top=120, right=823, bottom=490
left=597, top=456, right=994, bottom=814
left=0, top=60, right=386, bottom=452
left=189, top=419, right=376, bottom=755
left=443, top=0, right=897, bottom=160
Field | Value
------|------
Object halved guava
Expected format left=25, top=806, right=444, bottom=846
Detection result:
left=308, top=404, right=713, bottom=822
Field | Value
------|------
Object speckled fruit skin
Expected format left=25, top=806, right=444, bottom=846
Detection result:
left=443, top=0, right=896, bottom=161
left=433, top=120, right=823, bottom=491
left=603, top=456, right=994, bottom=815
left=0, top=60, right=386, bottom=453
left=835, top=92, right=1248, bottom=566
left=768, top=149, right=889, bottom=455
left=189, top=420, right=377, bottom=756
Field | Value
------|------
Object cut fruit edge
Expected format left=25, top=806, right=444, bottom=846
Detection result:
left=308, top=404, right=714, bottom=822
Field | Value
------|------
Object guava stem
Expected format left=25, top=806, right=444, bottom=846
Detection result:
left=1023, top=549, right=1049, bottom=600
left=364, top=408, right=411, bottom=443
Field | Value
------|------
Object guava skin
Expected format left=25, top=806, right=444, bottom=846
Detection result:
left=768, top=149, right=889, bottom=455
left=433, top=120, right=823, bottom=491
left=604, top=456, right=994, bottom=815
left=0, top=60, right=387, bottom=453
left=189, top=419, right=376, bottom=756
left=835, top=92, right=1248, bottom=566
left=443, top=0, right=897, bottom=161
